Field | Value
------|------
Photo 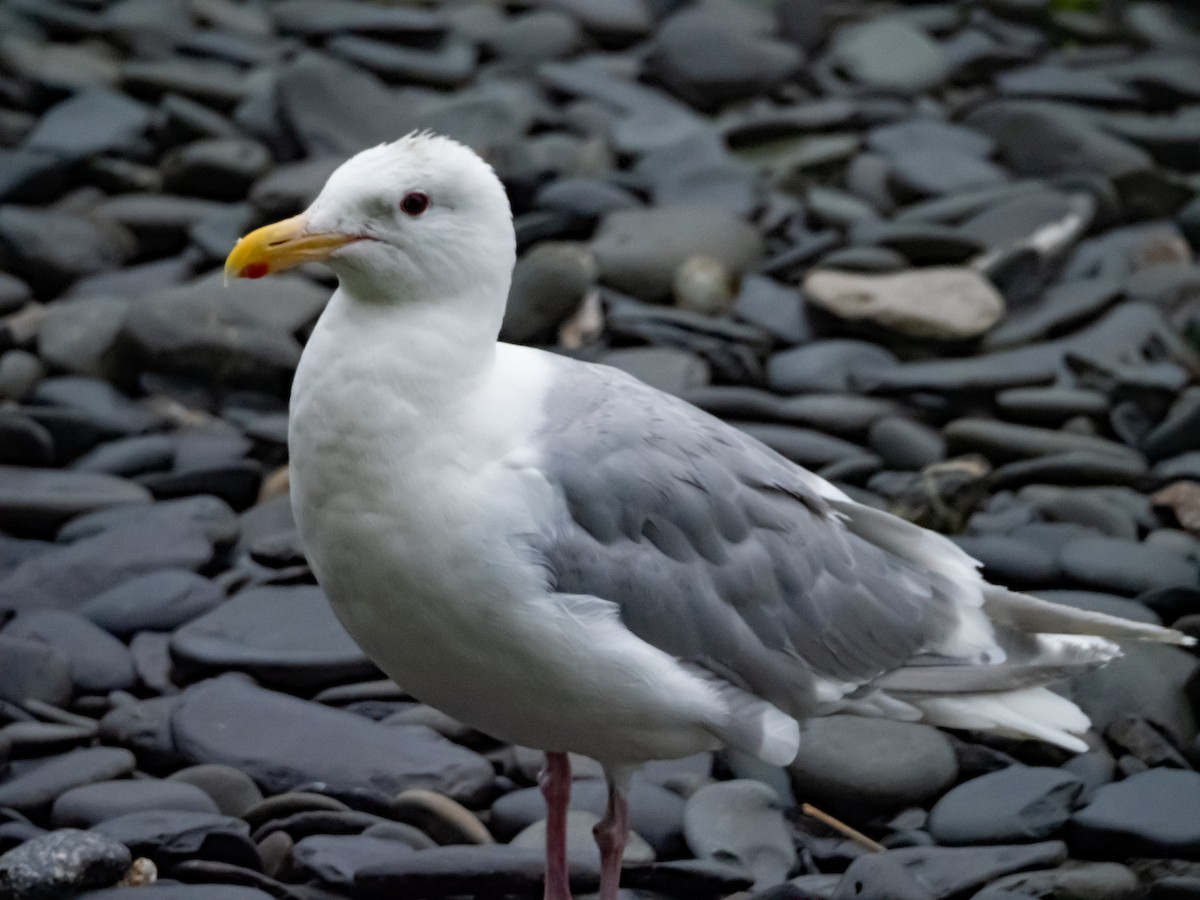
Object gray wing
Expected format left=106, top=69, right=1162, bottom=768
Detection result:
left=526, top=359, right=975, bottom=720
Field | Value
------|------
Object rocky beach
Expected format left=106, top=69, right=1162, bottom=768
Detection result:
left=0, top=0, right=1199, bottom=897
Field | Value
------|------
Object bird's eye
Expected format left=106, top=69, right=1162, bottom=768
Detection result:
left=400, top=191, right=430, bottom=217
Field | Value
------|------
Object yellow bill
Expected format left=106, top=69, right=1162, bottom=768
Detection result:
left=224, top=214, right=360, bottom=281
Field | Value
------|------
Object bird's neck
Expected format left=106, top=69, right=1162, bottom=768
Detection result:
left=300, top=281, right=506, bottom=421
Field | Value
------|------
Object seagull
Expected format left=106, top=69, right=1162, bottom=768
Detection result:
left=226, top=133, right=1192, bottom=900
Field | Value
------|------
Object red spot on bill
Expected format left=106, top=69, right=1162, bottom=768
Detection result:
left=241, top=261, right=270, bottom=279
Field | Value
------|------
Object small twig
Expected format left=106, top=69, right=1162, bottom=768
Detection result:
left=801, top=803, right=886, bottom=854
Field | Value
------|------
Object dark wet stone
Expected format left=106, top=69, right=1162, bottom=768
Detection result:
left=0, top=516, right=215, bottom=611
left=23, top=88, right=152, bottom=162
left=355, top=844, right=602, bottom=897
left=591, top=207, right=762, bottom=303
left=1060, top=535, right=1197, bottom=595
left=995, top=388, right=1110, bottom=423
left=1143, top=387, right=1200, bottom=461
left=161, top=139, right=272, bottom=201
left=79, top=569, right=223, bottom=638
left=485, top=10, right=580, bottom=63
left=0, top=272, right=31, bottom=315
left=0, top=352, right=46, bottom=405
left=79, top=886, right=273, bottom=899
left=830, top=18, right=948, bottom=92
left=71, top=435, right=174, bottom=478
left=4, top=610, right=135, bottom=693
left=683, top=780, right=793, bottom=890
left=943, top=419, right=1143, bottom=465
left=851, top=221, right=985, bottom=266
left=491, top=777, right=685, bottom=857
left=0, top=635, right=73, bottom=707
left=732, top=276, right=809, bottom=345
left=867, top=120, right=994, bottom=159
left=124, top=272, right=325, bottom=390
left=291, top=833, right=415, bottom=886
left=832, top=842, right=1067, bottom=900
left=95, top=194, right=229, bottom=258
left=0, top=206, right=134, bottom=299
left=981, top=861, right=1139, bottom=900
left=391, top=789, right=492, bottom=846
left=1150, top=876, right=1200, bottom=900
left=501, top=243, right=593, bottom=345
left=767, top=340, right=897, bottom=394
left=249, top=156, right=344, bottom=219
left=168, top=765, right=263, bottom=819
left=990, top=451, right=1148, bottom=490
left=272, top=0, right=444, bottom=38
left=0, top=149, right=68, bottom=204
left=172, top=678, right=494, bottom=804
left=952, top=535, right=1059, bottom=587
left=868, top=417, right=946, bottom=470
left=649, top=8, right=800, bottom=111
left=121, top=58, right=248, bottom=109
left=328, top=35, right=476, bottom=89
left=889, top=149, right=1008, bottom=200
left=276, top=53, right=422, bottom=158
left=96, top=696, right=177, bottom=772
left=32, top=377, right=159, bottom=438
left=980, top=271, right=1121, bottom=348
left=962, top=191, right=1089, bottom=252
left=0, top=828, right=130, bottom=900
left=929, top=767, right=1083, bottom=845
left=789, top=716, right=957, bottom=811
left=52, top=779, right=219, bottom=828
left=0, top=412, right=53, bottom=467
left=61, top=494, right=237, bottom=545
left=1, top=720, right=97, bottom=756
left=997, top=64, right=1139, bottom=104
left=1069, top=642, right=1198, bottom=742
left=93, top=810, right=259, bottom=870
left=36, top=298, right=133, bottom=382
left=1106, top=716, right=1190, bottom=770
left=0, top=747, right=136, bottom=813
left=967, top=100, right=1152, bottom=179
left=1072, top=769, right=1200, bottom=859
left=542, top=0, right=651, bottom=45
left=172, top=584, right=375, bottom=689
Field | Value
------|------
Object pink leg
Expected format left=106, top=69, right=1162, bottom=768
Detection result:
left=594, top=769, right=632, bottom=900
left=539, top=751, right=573, bottom=900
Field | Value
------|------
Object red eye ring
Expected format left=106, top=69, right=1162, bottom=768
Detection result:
left=400, top=191, right=430, bottom=216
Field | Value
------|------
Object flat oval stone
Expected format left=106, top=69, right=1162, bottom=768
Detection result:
left=788, top=716, right=958, bottom=810
left=170, top=678, right=494, bottom=805
left=1060, top=536, right=1198, bottom=595
left=0, top=635, right=73, bottom=707
left=168, top=765, right=263, bottom=818
left=1071, top=769, right=1200, bottom=858
left=52, top=779, right=219, bottom=828
left=78, top=569, right=224, bottom=638
left=929, top=767, right=1084, bottom=845
left=0, top=828, right=130, bottom=900
left=684, top=780, right=793, bottom=889
left=0, top=747, right=136, bottom=813
left=4, top=610, right=135, bottom=693
left=92, top=810, right=259, bottom=871
left=170, top=585, right=377, bottom=690
left=0, top=467, right=150, bottom=538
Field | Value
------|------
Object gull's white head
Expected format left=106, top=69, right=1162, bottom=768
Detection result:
left=225, top=132, right=516, bottom=305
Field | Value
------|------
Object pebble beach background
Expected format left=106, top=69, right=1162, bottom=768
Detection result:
left=0, top=0, right=1199, bottom=897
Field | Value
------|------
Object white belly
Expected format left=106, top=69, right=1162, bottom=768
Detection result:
left=288, top=340, right=721, bottom=764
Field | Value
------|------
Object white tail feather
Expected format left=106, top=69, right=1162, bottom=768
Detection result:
left=912, top=687, right=1092, bottom=753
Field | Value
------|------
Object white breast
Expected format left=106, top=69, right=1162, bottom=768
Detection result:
left=287, top=298, right=725, bottom=762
